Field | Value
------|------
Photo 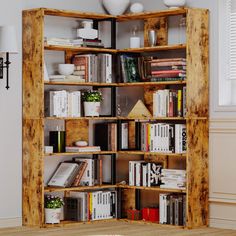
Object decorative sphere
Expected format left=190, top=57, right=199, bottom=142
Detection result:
left=163, top=0, right=186, bottom=8
left=130, top=3, right=144, bottom=13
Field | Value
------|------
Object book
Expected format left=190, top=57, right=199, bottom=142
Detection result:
left=48, top=162, right=79, bottom=187
left=72, top=161, right=88, bottom=187
left=66, top=146, right=101, bottom=153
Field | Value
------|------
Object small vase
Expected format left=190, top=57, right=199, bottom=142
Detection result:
left=45, top=208, right=61, bottom=224
left=84, top=102, right=101, bottom=117
left=102, top=0, right=130, bottom=16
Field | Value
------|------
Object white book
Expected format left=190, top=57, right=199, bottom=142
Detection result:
left=159, top=194, right=165, bottom=224
left=129, top=161, right=134, bottom=186
left=147, top=163, right=151, bottom=187
left=79, top=159, right=94, bottom=186
left=150, top=124, right=155, bottom=152
left=121, top=123, right=128, bottom=149
left=48, top=162, right=79, bottom=187
left=153, top=92, right=158, bottom=117
left=142, top=163, right=147, bottom=187
left=162, top=169, right=186, bottom=175
left=105, top=54, right=112, bottom=83
left=175, top=124, right=180, bottom=153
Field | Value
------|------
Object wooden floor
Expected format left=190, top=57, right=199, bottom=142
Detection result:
left=0, top=222, right=236, bottom=236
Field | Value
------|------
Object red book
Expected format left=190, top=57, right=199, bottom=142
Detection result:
left=151, top=70, right=185, bottom=74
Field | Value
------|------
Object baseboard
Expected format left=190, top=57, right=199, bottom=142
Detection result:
left=210, top=218, right=236, bottom=230
left=0, top=217, right=22, bottom=228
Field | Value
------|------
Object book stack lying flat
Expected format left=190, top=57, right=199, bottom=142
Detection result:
left=160, top=169, right=186, bottom=190
left=73, top=54, right=112, bottom=83
left=140, top=123, right=187, bottom=154
left=129, top=161, right=162, bottom=187
left=159, top=193, right=186, bottom=226
left=46, top=90, right=81, bottom=117
left=49, top=75, right=86, bottom=83
left=65, top=146, right=101, bottom=153
left=150, top=58, right=186, bottom=82
left=64, top=190, right=117, bottom=221
left=153, top=87, right=186, bottom=117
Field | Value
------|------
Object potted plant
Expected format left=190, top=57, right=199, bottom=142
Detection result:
left=44, top=195, right=64, bottom=224
left=82, top=90, right=103, bottom=117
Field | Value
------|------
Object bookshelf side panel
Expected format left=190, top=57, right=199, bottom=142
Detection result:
left=22, top=119, right=44, bottom=226
left=186, top=9, right=209, bottom=118
left=186, top=119, right=209, bottom=228
left=23, top=9, right=44, bottom=119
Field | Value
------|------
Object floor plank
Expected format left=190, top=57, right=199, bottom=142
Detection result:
left=0, top=222, right=235, bottom=236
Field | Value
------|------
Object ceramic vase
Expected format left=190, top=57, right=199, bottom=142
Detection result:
left=45, top=208, right=61, bottom=224
left=102, top=0, right=130, bottom=15
left=84, top=102, right=101, bottom=117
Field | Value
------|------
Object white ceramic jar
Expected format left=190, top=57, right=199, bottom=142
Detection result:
left=163, top=0, right=186, bottom=8
left=102, top=0, right=130, bottom=15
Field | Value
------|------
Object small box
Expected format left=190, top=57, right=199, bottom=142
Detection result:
left=127, top=209, right=142, bottom=220
left=142, top=208, right=159, bottom=222
left=44, top=146, right=53, bottom=154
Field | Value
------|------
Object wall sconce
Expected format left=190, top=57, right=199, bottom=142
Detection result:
left=0, top=26, right=18, bottom=90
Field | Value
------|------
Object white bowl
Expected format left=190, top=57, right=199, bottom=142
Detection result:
left=58, top=64, right=74, bottom=76
left=102, top=0, right=130, bottom=16
left=163, top=0, right=186, bottom=8
left=130, top=3, right=144, bottom=13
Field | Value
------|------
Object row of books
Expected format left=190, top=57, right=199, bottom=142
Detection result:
left=153, top=87, right=187, bottom=118
left=161, top=169, right=186, bottom=190
left=63, top=190, right=117, bottom=221
left=129, top=161, right=162, bottom=187
left=150, top=58, right=186, bottom=82
left=45, top=37, right=104, bottom=48
left=48, top=157, right=100, bottom=187
left=46, top=90, right=81, bottom=117
left=141, top=123, right=187, bottom=153
left=159, top=194, right=186, bottom=226
left=73, top=54, right=112, bottom=83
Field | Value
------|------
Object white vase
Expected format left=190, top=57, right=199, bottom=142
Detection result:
left=84, top=102, right=101, bottom=117
left=163, top=0, right=186, bottom=8
left=45, top=208, right=61, bottom=224
left=102, top=0, right=130, bottom=16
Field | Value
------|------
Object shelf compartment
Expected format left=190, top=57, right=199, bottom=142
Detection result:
left=118, top=219, right=184, bottom=228
left=118, top=44, right=186, bottom=53
left=44, top=151, right=117, bottom=157
left=44, top=45, right=117, bottom=53
left=118, top=185, right=186, bottom=193
left=117, top=8, right=187, bottom=22
left=44, top=184, right=117, bottom=192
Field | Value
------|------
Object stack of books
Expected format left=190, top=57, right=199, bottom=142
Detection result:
left=44, top=37, right=104, bottom=48
left=160, top=169, right=186, bottom=190
left=129, top=161, right=162, bottom=187
left=46, top=90, right=81, bottom=117
left=140, top=123, right=187, bottom=154
left=159, top=193, right=186, bottom=226
left=65, top=146, right=101, bottom=153
left=47, top=157, right=103, bottom=188
left=150, top=58, right=186, bottom=82
left=64, top=190, right=117, bottom=221
left=153, top=87, right=187, bottom=117
left=73, top=54, right=112, bottom=83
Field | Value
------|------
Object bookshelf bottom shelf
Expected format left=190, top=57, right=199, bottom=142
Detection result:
left=43, top=219, right=184, bottom=228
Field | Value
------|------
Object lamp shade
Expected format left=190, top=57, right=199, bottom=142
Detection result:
left=0, top=26, right=18, bottom=53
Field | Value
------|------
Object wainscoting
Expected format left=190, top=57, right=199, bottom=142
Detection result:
left=209, top=119, right=236, bottom=230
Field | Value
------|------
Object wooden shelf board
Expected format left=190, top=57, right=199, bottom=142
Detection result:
left=45, top=117, right=117, bottom=120
left=117, top=81, right=186, bottom=86
left=118, top=151, right=186, bottom=157
left=118, top=185, right=186, bottom=193
left=44, top=185, right=117, bottom=192
left=44, top=151, right=116, bottom=157
left=44, top=45, right=117, bottom=53
left=118, top=44, right=186, bottom=53
left=117, top=116, right=186, bottom=121
left=44, top=81, right=117, bottom=86
left=43, top=219, right=117, bottom=228
left=118, top=219, right=184, bottom=228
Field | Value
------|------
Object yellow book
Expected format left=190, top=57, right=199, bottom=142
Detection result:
left=177, top=90, right=182, bottom=117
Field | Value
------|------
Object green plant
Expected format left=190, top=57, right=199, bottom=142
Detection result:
left=45, top=195, right=64, bottom=209
left=82, top=90, right=102, bottom=102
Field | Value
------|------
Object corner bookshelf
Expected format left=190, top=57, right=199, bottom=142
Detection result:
left=23, top=7, right=209, bottom=229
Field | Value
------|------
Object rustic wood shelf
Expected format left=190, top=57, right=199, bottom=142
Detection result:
left=44, top=184, right=117, bottom=193
left=44, top=151, right=117, bottom=157
left=44, top=45, right=117, bottom=53
left=118, top=44, right=186, bottom=53
left=118, top=185, right=186, bottom=193
left=117, top=8, right=187, bottom=22
left=118, top=151, right=186, bottom=157
left=45, top=116, right=117, bottom=120
left=44, top=81, right=118, bottom=86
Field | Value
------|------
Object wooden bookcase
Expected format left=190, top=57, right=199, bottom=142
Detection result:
left=22, top=7, right=209, bottom=228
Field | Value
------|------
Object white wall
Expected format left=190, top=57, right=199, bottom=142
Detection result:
left=0, top=0, right=235, bottom=230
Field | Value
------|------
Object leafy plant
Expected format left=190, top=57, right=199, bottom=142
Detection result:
left=45, top=195, right=64, bottom=209
left=82, top=90, right=103, bottom=102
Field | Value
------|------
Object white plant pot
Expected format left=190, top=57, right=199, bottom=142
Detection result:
left=102, top=0, right=130, bottom=16
left=163, top=0, right=186, bottom=8
left=84, top=102, right=101, bottom=117
left=45, top=208, right=61, bottom=224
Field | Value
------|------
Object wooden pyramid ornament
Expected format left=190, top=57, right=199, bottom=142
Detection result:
left=128, top=100, right=152, bottom=119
